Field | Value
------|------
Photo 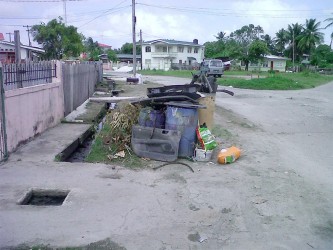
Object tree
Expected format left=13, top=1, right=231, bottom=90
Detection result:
left=285, top=23, right=303, bottom=61
left=298, top=18, right=324, bottom=55
left=324, top=15, right=333, bottom=29
left=83, top=37, right=102, bottom=60
left=107, top=49, right=117, bottom=62
left=261, top=34, right=276, bottom=54
left=229, top=24, right=265, bottom=70
left=31, top=18, right=84, bottom=59
left=119, top=42, right=141, bottom=55
left=248, top=40, right=269, bottom=70
left=274, top=28, right=288, bottom=55
left=311, top=44, right=333, bottom=67
left=204, top=40, right=225, bottom=58
left=215, top=31, right=226, bottom=41
left=324, top=14, right=333, bottom=48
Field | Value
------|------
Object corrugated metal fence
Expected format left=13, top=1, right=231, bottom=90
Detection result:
left=62, top=61, right=102, bottom=116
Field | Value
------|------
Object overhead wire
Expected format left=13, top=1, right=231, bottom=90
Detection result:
left=136, top=2, right=332, bottom=19
left=79, top=0, right=130, bottom=28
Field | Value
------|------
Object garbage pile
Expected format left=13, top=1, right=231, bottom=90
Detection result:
left=129, top=80, right=241, bottom=164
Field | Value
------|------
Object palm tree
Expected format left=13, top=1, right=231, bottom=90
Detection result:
left=298, top=18, right=324, bottom=55
left=324, top=15, right=333, bottom=48
left=324, top=15, right=333, bottom=29
left=274, top=28, right=288, bottom=55
left=285, top=23, right=303, bottom=61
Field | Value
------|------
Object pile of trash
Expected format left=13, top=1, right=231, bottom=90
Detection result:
left=128, top=81, right=241, bottom=164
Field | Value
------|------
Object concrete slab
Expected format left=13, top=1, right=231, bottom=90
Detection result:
left=8, top=123, right=92, bottom=163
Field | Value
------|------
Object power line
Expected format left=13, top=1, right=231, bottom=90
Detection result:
left=79, top=0, right=130, bottom=28
left=136, top=3, right=332, bottom=18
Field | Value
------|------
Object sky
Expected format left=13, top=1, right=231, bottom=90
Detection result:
left=0, top=0, right=332, bottom=49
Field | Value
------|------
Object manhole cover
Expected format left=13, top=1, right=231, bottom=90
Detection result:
left=19, top=189, right=69, bottom=206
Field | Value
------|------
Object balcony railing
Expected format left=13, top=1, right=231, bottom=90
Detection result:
left=151, top=52, right=177, bottom=58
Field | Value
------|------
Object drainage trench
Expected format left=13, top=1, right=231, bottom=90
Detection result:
left=62, top=105, right=110, bottom=162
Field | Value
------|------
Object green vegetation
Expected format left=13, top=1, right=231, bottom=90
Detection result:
left=139, top=69, right=333, bottom=90
left=218, top=72, right=333, bottom=90
left=139, top=69, right=194, bottom=78
left=32, top=18, right=84, bottom=59
left=85, top=123, right=144, bottom=168
left=86, top=104, right=145, bottom=169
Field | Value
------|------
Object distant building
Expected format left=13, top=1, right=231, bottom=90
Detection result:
left=98, top=43, right=112, bottom=52
left=141, top=39, right=205, bottom=71
left=240, top=55, right=289, bottom=72
left=0, top=35, right=44, bottom=63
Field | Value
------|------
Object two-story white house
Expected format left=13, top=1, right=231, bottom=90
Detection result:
left=141, top=39, right=205, bottom=71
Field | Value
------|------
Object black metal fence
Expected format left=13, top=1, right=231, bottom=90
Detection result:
left=1, top=61, right=57, bottom=91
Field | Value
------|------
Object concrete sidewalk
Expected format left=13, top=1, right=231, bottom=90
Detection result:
left=8, top=123, right=92, bottom=163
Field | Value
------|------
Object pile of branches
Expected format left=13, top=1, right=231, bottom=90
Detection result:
left=103, top=103, right=141, bottom=152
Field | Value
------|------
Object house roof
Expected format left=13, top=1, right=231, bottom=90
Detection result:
left=0, top=33, right=4, bottom=41
left=98, top=43, right=112, bottom=48
left=117, top=53, right=141, bottom=59
left=265, top=55, right=289, bottom=60
left=142, top=39, right=203, bottom=46
left=0, top=40, right=45, bottom=53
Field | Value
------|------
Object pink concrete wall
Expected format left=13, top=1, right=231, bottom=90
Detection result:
left=5, top=80, right=64, bottom=152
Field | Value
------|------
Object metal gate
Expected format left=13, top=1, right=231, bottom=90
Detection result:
left=0, top=68, right=8, bottom=162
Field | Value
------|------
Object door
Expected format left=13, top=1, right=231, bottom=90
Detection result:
left=270, top=61, right=274, bottom=70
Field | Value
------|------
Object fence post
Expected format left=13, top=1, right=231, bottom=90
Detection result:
left=0, top=68, right=8, bottom=161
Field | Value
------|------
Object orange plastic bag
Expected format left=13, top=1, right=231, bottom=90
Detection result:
left=218, top=146, right=241, bottom=164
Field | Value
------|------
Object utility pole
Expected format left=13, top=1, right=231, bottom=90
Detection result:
left=292, top=29, right=295, bottom=72
left=140, top=29, right=143, bottom=70
left=23, top=25, right=32, bottom=46
left=132, top=0, right=136, bottom=77
left=6, top=32, right=13, bottom=42
left=63, top=0, right=67, bottom=25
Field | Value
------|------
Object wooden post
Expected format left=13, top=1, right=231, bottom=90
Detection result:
left=14, top=30, right=22, bottom=88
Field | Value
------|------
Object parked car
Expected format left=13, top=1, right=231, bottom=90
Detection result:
left=200, top=59, right=224, bottom=77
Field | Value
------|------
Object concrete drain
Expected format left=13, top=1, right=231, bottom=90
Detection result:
left=18, top=189, right=69, bottom=206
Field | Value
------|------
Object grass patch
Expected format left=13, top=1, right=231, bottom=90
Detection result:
left=218, top=72, right=333, bottom=90
left=139, top=69, right=333, bottom=90
left=139, top=69, right=194, bottom=78
left=211, top=126, right=233, bottom=140
left=85, top=123, right=144, bottom=169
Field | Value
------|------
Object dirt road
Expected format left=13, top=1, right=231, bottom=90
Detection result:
left=142, top=74, right=333, bottom=249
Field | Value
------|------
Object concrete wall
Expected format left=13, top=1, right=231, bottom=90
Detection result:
left=4, top=61, right=64, bottom=152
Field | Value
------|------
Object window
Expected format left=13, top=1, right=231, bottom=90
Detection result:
left=194, top=48, right=198, bottom=53
left=163, top=46, right=167, bottom=52
left=145, top=46, right=151, bottom=52
left=179, top=60, right=182, bottom=64
left=187, top=47, right=192, bottom=53
left=178, top=46, right=184, bottom=53
left=262, top=61, right=268, bottom=67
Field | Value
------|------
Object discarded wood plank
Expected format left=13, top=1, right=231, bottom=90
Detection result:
left=89, top=96, right=142, bottom=103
